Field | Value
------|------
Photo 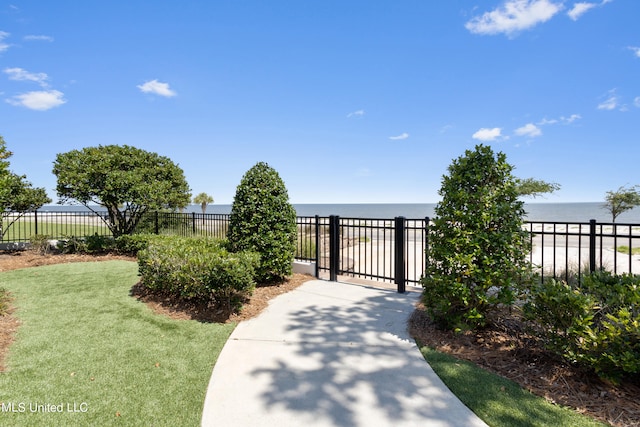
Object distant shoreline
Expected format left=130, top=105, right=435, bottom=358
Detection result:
left=35, top=202, right=640, bottom=223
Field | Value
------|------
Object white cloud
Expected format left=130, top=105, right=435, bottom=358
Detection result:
left=537, top=118, right=558, bottom=125
left=465, top=0, right=563, bottom=37
left=137, top=79, right=177, bottom=97
left=6, top=90, right=66, bottom=110
left=628, top=46, right=640, bottom=58
left=568, top=0, right=613, bottom=20
left=561, top=113, right=582, bottom=123
left=440, top=124, right=454, bottom=134
left=4, top=67, right=49, bottom=87
left=597, top=89, right=620, bottom=110
left=472, top=127, right=502, bottom=141
left=0, top=31, right=10, bottom=53
left=537, top=114, right=581, bottom=126
left=24, top=35, right=54, bottom=42
left=389, top=132, right=409, bottom=140
left=515, top=123, right=542, bottom=137
left=634, top=97, right=640, bottom=108
left=567, top=2, right=596, bottom=20
left=347, top=109, right=365, bottom=118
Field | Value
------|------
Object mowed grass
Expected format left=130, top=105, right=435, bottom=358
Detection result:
left=1, top=220, right=111, bottom=242
left=0, top=261, right=234, bottom=426
left=617, top=245, right=640, bottom=255
left=419, top=346, right=606, bottom=427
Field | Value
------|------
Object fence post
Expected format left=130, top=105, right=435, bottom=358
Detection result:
left=34, top=210, right=38, bottom=236
left=589, top=219, right=596, bottom=273
left=394, top=216, right=406, bottom=293
left=329, top=215, right=340, bottom=282
left=192, top=212, right=196, bottom=235
left=424, top=216, right=430, bottom=273
left=154, top=211, right=159, bottom=235
left=314, top=215, right=320, bottom=278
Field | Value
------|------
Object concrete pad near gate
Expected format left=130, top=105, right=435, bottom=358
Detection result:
left=201, top=279, right=487, bottom=427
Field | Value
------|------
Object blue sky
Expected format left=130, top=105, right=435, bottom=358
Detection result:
left=1, top=0, right=638, bottom=205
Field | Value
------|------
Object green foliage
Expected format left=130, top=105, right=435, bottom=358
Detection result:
left=227, top=162, right=297, bottom=283
left=114, top=233, right=157, bottom=255
left=56, top=235, right=87, bottom=254
left=524, top=271, right=640, bottom=382
left=0, top=136, right=51, bottom=240
left=137, top=236, right=259, bottom=310
left=421, top=144, right=532, bottom=330
left=515, top=178, right=561, bottom=198
left=604, top=185, right=640, bottom=222
left=84, top=233, right=115, bottom=253
left=193, top=192, right=214, bottom=214
left=29, top=234, right=53, bottom=255
left=617, top=246, right=640, bottom=255
left=52, top=145, right=191, bottom=237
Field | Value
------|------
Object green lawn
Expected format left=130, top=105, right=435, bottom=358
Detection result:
left=0, top=261, right=234, bottom=426
left=1, top=220, right=111, bottom=242
left=419, top=346, right=606, bottom=427
left=617, top=245, right=640, bottom=255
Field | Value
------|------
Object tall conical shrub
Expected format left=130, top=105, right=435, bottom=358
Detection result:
left=227, top=162, right=297, bottom=283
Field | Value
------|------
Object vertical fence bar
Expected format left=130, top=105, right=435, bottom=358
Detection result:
left=589, top=219, right=596, bottom=274
left=329, top=215, right=339, bottom=282
left=394, top=216, right=406, bottom=293
left=314, top=215, right=320, bottom=278
left=34, top=210, right=39, bottom=237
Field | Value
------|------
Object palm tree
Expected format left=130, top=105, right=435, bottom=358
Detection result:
left=193, top=192, right=214, bottom=214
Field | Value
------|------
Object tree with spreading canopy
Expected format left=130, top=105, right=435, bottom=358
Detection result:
left=515, top=177, right=561, bottom=198
left=603, top=185, right=640, bottom=223
left=0, top=136, right=51, bottom=240
left=52, top=144, right=191, bottom=237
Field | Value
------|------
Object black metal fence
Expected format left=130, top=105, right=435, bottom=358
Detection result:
left=526, top=220, right=640, bottom=282
left=2, top=211, right=639, bottom=292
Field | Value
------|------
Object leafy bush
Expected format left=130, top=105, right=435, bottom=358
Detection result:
left=29, top=234, right=53, bottom=255
left=84, top=233, right=114, bottom=253
left=114, top=233, right=158, bottom=255
left=54, top=234, right=114, bottom=254
left=56, top=236, right=87, bottom=254
left=524, top=271, right=640, bottom=382
left=227, top=162, right=297, bottom=283
left=421, top=145, right=532, bottom=331
left=137, top=236, right=259, bottom=310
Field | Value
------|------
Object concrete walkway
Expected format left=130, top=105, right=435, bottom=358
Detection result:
left=201, top=280, right=487, bottom=427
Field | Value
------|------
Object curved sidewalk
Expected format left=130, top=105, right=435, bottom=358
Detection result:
left=201, top=280, right=487, bottom=427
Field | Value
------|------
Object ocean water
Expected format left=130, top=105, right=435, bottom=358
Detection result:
left=203, top=202, right=640, bottom=223
left=39, top=202, right=640, bottom=223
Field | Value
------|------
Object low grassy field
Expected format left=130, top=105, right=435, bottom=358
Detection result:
left=0, top=220, right=111, bottom=242
left=0, top=261, right=234, bottom=426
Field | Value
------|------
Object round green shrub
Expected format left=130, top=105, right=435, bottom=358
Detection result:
left=227, top=162, right=297, bottom=283
left=421, top=144, right=532, bottom=330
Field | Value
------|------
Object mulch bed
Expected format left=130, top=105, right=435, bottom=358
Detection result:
left=408, top=303, right=640, bottom=427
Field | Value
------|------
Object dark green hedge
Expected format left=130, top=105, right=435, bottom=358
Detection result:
left=524, top=271, right=640, bottom=383
left=137, top=236, right=259, bottom=310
